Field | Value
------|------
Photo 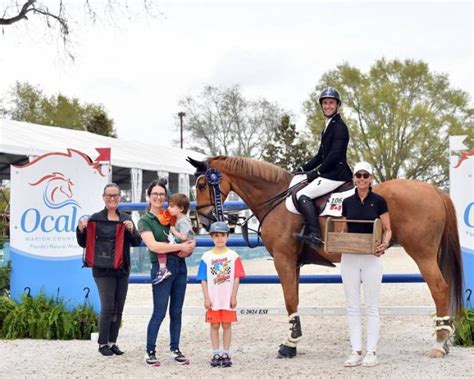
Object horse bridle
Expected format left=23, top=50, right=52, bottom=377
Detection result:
left=195, top=167, right=301, bottom=247
left=195, top=168, right=228, bottom=224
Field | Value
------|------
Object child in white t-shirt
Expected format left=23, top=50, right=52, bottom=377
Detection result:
left=196, top=221, right=245, bottom=368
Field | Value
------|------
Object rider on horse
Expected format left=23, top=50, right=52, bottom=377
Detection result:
left=295, top=87, right=352, bottom=247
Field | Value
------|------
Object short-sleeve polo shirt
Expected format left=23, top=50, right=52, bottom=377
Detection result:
left=137, top=211, right=170, bottom=263
left=342, top=189, right=389, bottom=234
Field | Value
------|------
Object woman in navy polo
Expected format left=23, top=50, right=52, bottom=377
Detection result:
left=340, top=162, right=392, bottom=368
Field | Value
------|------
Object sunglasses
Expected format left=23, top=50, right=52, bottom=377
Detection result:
left=103, top=194, right=120, bottom=199
left=355, top=172, right=371, bottom=179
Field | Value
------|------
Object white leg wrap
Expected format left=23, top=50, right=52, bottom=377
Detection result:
left=289, top=312, right=299, bottom=320
left=288, top=336, right=301, bottom=343
left=433, top=316, right=455, bottom=335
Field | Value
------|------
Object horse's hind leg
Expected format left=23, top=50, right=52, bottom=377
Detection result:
left=273, top=253, right=301, bottom=358
left=411, top=254, right=453, bottom=358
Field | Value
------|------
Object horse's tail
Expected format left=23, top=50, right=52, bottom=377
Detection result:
left=437, top=190, right=464, bottom=317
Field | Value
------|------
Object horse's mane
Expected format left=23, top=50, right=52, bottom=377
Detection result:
left=208, top=156, right=290, bottom=183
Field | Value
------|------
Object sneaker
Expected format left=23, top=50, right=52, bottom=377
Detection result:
left=362, top=351, right=378, bottom=367
left=210, top=353, right=221, bottom=367
left=170, top=349, right=189, bottom=365
left=144, top=351, right=159, bottom=366
left=110, top=344, right=124, bottom=355
left=344, top=351, right=362, bottom=367
left=98, top=345, right=114, bottom=356
left=221, top=353, right=232, bottom=367
left=152, top=267, right=172, bottom=285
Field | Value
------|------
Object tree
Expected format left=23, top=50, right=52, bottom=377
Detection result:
left=2, top=81, right=116, bottom=137
left=179, top=85, right=283, bottom=158
left=262, top=114, right=312, bottom=171
left=85, top=107, right=116, bottom=137
left=0, top=1, right=157, bottom=59
left=303, top=58, right=474, bottom=187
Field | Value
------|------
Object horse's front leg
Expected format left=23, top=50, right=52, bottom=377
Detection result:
left=273, top=253, right=301, bottom=358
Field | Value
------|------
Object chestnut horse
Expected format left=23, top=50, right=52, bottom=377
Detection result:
left=188, top=156, right=464, bottom=359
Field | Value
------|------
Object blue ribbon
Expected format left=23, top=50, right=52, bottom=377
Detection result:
left=205, top=168, right=225, bottom=221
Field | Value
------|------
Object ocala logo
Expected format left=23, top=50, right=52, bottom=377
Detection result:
left=29, top=172, right=80, bottom=209
left=465, top=202, right=474, bottom=229
left=20, top=172, right=84, bottom=233
left=453, top=148, right=474, bottom=169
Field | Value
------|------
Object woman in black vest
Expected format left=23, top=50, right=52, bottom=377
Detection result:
left=76, top=183, right=141, bottom=356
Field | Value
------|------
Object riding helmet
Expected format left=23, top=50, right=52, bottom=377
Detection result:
left=318, top=87, right=341, bottom=105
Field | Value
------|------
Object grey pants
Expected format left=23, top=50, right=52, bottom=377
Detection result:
left=94, top=275, right=129, bottom=345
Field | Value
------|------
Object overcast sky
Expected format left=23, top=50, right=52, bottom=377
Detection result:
left=1, top=0, right=472, bottom=148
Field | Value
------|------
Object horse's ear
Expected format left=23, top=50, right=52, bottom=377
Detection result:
left=186, top=156, right=207, bottom=174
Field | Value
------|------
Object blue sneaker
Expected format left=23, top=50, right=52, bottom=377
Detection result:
left=221, top=353, right=232, bottom=367
left=152, top=267, right=172, bottom=285
left=210, top=353, right=221, bottom=367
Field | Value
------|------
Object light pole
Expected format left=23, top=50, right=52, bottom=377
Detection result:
left=178, top=112, right=186, bottom=149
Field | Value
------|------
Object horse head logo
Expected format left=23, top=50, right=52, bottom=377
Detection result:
left=29, top=172, right=81, bottom=209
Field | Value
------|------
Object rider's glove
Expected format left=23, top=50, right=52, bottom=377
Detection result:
left=306, top=169, right=320, bottom=183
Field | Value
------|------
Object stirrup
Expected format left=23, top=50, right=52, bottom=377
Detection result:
left=296, top=233, right=323, bottom=247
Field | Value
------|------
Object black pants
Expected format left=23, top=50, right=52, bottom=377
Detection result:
left=94, top=274, right=129, bottom=345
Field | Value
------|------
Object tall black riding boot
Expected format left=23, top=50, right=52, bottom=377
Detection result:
left=296, top=195, right=322, bottom=247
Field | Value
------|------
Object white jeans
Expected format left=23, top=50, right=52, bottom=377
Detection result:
left=296, top=176, right=345, bottom=199
left=341, top=253, right=383, bottom=352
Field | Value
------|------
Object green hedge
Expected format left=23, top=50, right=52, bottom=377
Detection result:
left=454, top=308, right=474, bottom=347
left=0, top=263, right=10, bottom=296
left=0, top=292, right=98, bottom=340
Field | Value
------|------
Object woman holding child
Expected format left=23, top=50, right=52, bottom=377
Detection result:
left=137, top=179, right=195, bottom=366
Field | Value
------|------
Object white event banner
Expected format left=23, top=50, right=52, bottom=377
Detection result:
left=449, top=136, right=474, bottom=306
left=11, top=149, right=109, bottom=258
left=10, top=148, right=111, bottom=309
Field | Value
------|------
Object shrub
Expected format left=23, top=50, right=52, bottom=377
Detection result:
left=454, top=308, right=474, bottom=347
left=0, top=291, right=98, bottom=340
left=0, top=263, right=11, bottom=296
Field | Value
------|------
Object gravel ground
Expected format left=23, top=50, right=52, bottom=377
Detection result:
left=1, top=248, right=473, bottom=378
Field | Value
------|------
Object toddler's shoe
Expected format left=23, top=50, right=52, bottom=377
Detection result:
left=152, top=267, right=172, bottom=285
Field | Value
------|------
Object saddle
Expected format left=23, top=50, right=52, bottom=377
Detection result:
left=290, top=181, right=354, bottom=214
left=289, top=180, right=354, bottom=268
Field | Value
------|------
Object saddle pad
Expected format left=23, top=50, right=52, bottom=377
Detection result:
left=285, top=175, right=355, bottom=217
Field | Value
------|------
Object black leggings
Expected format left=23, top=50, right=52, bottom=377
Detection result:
left=94, top=275, right=129, bottom=345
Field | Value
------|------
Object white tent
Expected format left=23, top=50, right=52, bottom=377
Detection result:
left=0, top=119, right=206, bottom=200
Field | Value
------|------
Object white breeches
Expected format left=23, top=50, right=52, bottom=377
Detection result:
left=341, top=253, right=383, bottom=352
left=296, top=176, right=345, bottom=200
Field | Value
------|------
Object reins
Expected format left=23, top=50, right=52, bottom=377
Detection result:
left=199, top=167, right=304, bottom=248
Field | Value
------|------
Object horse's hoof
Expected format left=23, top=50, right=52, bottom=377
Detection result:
left=429, top=348, right=446, bottom=358
left=443, top=341, right=450, bottom=354
left=278, top=344, right=297, bottom=358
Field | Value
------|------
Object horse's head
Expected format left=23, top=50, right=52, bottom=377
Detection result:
left=187, top=156, right=232, bottom=231
left=29, top=172, right=78, bottom=209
